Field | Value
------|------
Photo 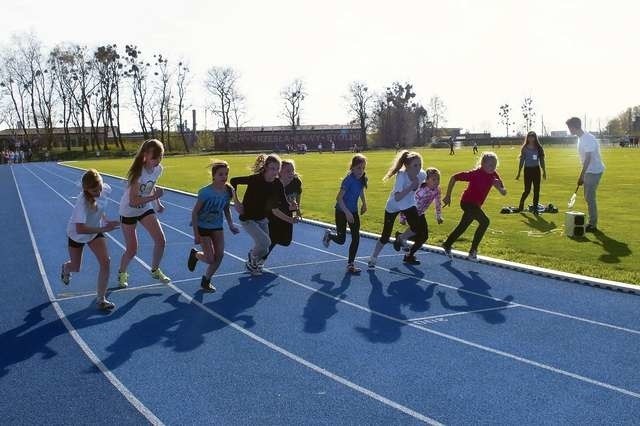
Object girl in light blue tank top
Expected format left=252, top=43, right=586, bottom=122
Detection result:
left=189, top=160, right=240, bottom=292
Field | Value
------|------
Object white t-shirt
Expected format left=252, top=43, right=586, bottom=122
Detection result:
left=119, top=164, right=163, bottom=217
left=67, top=184, right=111, bottom=243
left=578, top=132, right=605, bottom=174
left=385, top=169, right=427, bottom=213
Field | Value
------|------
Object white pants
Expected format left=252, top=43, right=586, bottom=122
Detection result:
left=242, top=219, right=271, bottom=259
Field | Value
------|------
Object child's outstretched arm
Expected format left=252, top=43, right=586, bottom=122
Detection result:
left=442, top=176, right=457, bottom=207
left=493, top=178, right=507, bottom=196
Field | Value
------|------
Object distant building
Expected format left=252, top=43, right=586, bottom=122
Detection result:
left=213, top=124, right=363, bottom=151
left=0, top=126, right=119, bottom=147
left=550, top=130, right=569, bottom=137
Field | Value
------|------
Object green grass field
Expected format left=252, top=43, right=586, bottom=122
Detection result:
left=68, top=146, right=639, bottom=285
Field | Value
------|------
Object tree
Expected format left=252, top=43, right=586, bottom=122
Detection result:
left=370, top=82, right=418, bottom=147
left=153, top=53, right=172, bottom=150
left=71, top=46, right=99, bottom=152
left=230, top=87, right=248, bottom=144
left=94, top=44, right=124, bottom=150
left=606, top=105, right=640, bottom=135
left=346, top=81, right=373, bottom=148
left=123, top=44, right=151, bottom=138
left=205, top=66, right=241, bottom=151
left=427, top=95, right=447, bottom=136
left=521, top=96, right=535, bottom=133
left=50, top=44, right=78, bottom=150
left=498, top=103, right=514, bottom=136
left=1, top=32, right=56, bottom=149
left=175, top=61, right=191, bottom=152
left=281, top=78, right=305, bottom=130
left=0, top=47, right=30, bottom=139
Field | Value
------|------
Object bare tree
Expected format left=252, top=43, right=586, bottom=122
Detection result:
left=0, top=47, right=29, bottom=138
left=205, top=66, right=240, bottom=151
left=123, top=44, right=151, bottom=138
left=428, top=95, right=447, bottom=136
left=281, top=78, right=305, bottom=130
left=153, top=53, right=172, bottom=149
left=1, top=32, right=56, bottom=149
left=71, top=46, right=99, bottom=152
left=498, top=103, right=514, bottom=136
left=50, top=44, right=78, bottom=149
left=175, top=61, right=191, bottom=152
left=94, top=44, right=124, bottom=150
left=230, top=87, right=248, bottom=146
left=521, top=97, right=535, bottom=133
left=346, top=81, right=373, bottom=148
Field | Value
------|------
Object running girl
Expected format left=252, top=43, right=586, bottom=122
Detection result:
left=61, top=169, right=120, bottom=310
left=118, top=139, right=171, bottom=288
left=230, top=154, right=298, bottom=275
left=367, top=150, right=427, bottom=268
left=442, top=151, right=507, bottom=261
left=397, top=167, right=443, bottom=250
left=262, top=159, right=303, bottom=262
left=188, top=160, right=240, bottom=292
left=322, top=154, right=368, bottom=274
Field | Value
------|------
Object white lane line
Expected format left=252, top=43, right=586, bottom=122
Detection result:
left=12, top=167, right=165, bottom=426
left=156, top=208, right=640, bottom=400
left=292, top=241, right=640, bottom=336
left=45, top=165, right=640, bottom=398
left=408, top=304, right=522, bottom=322
left=46, top=164, right=640, bottom=336
left=257, top=263, right=640, bottom=400
left=24, top=165, right=443, bottom=425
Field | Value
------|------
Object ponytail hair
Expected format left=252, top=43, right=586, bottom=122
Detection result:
left=251, top=153, right=282, bottom=175
left=127, top=139, right=164, bottom=186
left=383, top=150, right=422, bottom=180
left=348, top=154, right=368, bottom=188
left=82, top=168, right=102, bottom=210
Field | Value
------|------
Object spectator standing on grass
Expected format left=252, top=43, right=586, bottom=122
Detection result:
left=566, top=117, right=605, bottom=232
left=515, top=131, right=547, bottom=214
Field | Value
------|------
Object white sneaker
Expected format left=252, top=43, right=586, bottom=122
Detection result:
left=367, top=257, right=377, bottom=269
left=322, top=229, right=332, bottom=248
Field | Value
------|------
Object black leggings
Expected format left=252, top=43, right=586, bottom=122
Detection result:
left=329, top=210, right=360, bottom=263
left=444, top=202, right=489, bottom=252
left=518, top=166, right=541, bottom=210
left=379, top=207, right=428, bottom=256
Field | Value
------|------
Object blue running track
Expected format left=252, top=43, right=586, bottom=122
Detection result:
left=2, top=162, right=639, bottom=425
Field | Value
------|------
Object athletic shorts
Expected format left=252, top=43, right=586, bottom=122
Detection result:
left=198, top=227, right=223, bottom=237
left=68, top=233, right=105, bottom=248
left=120, top=209, right=155, bottom=225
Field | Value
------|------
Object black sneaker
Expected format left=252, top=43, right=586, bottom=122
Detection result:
left=442, top=244, right=453, bottom=259
left=187, top=248, right=198, bottom=272
left=200, top=276, right=216, bottom=293
left=403, top=254, right=421, bottom=265
left=585, top=224, right=597, bottom=233
left=393, top=231, right=403, bottom=252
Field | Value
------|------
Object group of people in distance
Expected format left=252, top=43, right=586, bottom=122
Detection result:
left=61, top=116, right=603, bottom=311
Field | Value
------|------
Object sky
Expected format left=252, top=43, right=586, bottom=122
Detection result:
left=1, top=0, right=638, bottom=135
